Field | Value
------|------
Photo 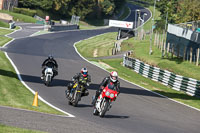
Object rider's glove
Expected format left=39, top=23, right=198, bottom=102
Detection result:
left=86, top=82, right=90, bottom=86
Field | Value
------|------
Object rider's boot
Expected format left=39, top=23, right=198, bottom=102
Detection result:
left=91, top=93, right=99, bottom=106
left=65, top=86, right=71, bottom=98
left=82, top=89, right=89, bottom=97
left=65, top=89, right=69, bottom=98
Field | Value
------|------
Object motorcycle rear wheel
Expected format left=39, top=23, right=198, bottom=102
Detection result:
left=68, top=101, right=72, bottom=105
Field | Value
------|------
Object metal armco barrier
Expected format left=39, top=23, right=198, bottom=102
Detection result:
left=123, top=56, right=200, bottom=97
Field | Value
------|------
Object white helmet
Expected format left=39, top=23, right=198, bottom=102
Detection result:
left=110, top=71, right=118, bottom=82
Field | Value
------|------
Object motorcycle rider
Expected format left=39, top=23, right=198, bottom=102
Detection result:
left=66, top=68, right=91, bottom=97
left=41, top=55, right=58, bottom=80
left=92, top=71, right=120, bottom=105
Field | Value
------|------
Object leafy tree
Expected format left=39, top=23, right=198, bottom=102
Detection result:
left=176, top=0, right=200, bottom=23
left=100, top=0, right=115, bottom=16
left=18, top=0, right=125, bottom=20
left=157, top=0, right=200, bottom=24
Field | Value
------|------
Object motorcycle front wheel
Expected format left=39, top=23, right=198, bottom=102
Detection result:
left=93, top=108, right=99, bottom=115
left=72, top=92, right=81, bottom=107
left=45, top=75, right=51, bottom=86
left=99, top=99, right=109, bottom=118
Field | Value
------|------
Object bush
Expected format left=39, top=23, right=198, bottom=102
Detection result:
left=13, top=7, right=36, bottom=17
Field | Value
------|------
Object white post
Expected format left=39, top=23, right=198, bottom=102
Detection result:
left=149, top=0, right=159, bottom=55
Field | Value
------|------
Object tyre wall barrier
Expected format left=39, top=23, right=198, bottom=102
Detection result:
left=49, top=24, right=79, bottom=32
left=123, top=56, right=200, bottom=97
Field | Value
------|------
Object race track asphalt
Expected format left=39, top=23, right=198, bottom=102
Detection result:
left=2, top=2, right=200, bottom=133
left=3, top=27, right=200, bottom=133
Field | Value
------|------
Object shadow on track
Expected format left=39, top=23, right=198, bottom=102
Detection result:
left=1, top=69, right=198, bottom=100
left=76, top=104, right=93, bottom=108
left=20, top=74, right=69, bottom=87
left=88, top=84, right=163, bottom=98
left=103, top=115, right=129, bottom=119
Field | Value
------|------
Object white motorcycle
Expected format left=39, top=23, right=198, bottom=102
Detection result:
left=43, top=67, right=54, bottom=86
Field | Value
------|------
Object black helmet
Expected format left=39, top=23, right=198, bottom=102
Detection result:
left=48, top=55, right=54, bottom=60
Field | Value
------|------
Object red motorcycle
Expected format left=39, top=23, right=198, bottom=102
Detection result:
left=93, top=83, right=118, bottom=117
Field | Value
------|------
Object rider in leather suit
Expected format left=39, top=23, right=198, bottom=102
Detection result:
left=41, top=55, right=58, bottom=79
left=66, top=68, right=91, bottom=97
left=92, top=71, right=120, bottom=105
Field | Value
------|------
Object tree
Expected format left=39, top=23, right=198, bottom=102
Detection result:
left=100, top=0, right=115, bottom=16
left=18, top=0, right=125, bottom=20
left=157, top=0, right=200, bottom=24
left=176, top=0, right=200, bottom=23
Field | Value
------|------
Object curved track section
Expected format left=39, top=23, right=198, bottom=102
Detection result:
left=4, top=4, right=200, bottom=133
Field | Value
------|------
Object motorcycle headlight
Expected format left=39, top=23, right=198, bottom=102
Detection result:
left=110, top=93, right=114, bottom=98
left=115, top=94, right=118, bottom=97
left=105, top=91, right=110, bottom=96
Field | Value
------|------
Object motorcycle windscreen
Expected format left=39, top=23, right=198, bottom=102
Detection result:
left=107, top=83, right=115, bottom=90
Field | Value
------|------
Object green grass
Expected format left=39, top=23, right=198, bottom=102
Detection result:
left=0, top=36, right=12, bottom=46
left=75, top=33, right=200, bottom=110
left=0, top=20, right=9, bottom=28
left=0, top=29, right=13, bottom=46
left=98, top=58, right=200, bottom=109
left=76, top=32, right=117, bottom=57
left=121, top=35, right=200, bottom=80
left=0, top=124, right=45, bottom=133
left=0, top=28, right=13, bottom=36
left=0, top=10, right=36, bottom=23
left=0, top=29, right=64, bottom=115
left=79, top=21, right=100, bottom=30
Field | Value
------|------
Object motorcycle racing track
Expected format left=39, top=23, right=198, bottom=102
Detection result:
left=2, top=3, right=200, bottom=133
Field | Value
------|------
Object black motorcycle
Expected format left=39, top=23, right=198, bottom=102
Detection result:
left=66, top=80, right=86, bottom=107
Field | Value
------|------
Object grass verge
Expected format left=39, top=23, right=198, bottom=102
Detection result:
left=0, top=28, right=13, bottom=46
left=0, top=124, right=45, bottom=133
left=0, top=10, right=36, bottom=23
left=76, top=32, right=117, bottom=57
left=79, top=21, right=100, bottom=30
left=121, top=35, right=200, bottom=80
left=75, top=33, right=200, bottom=110
left=0, top=29, right=64, bottom=115
left=0, top=20, right=9, bottom=28
left=95, top=59, right=200, bottom=109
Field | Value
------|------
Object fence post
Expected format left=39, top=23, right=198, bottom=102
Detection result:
left=196, top=48, right=200, bottom=66
left=167, top=42, right=170, bottom=58
left=171, top=44, right=174, bottom=58
left=183, top=46, right=186, bottom=61
left=154, top=32, right=157, bottom=46
left=177, top=44, right=180, bottom=58
left=190, top=47, right=193, bottom=63
left=157, top=34, right=159, bottom=47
